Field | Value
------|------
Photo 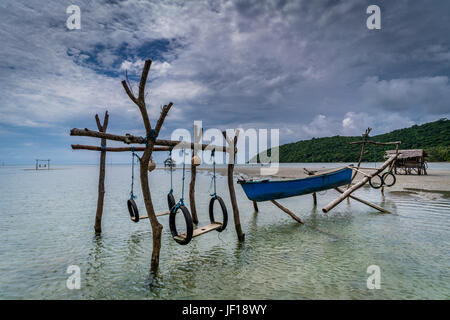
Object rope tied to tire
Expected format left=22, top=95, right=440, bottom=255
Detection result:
left=167, top=147, right=176, bottom=211
left=127, top=146, right=140, bottom=222
left=210, top=149, right=217, bottom=199
left=208, top=148, right=227, bottom=231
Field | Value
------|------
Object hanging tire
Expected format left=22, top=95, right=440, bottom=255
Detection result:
left=169, top=205, right=194, bottom=245
left=369, top=174, right=383, bottom=189
left=127, top=198, right=139, bottom=222
left=382, top=172, right=396, bottom=187
left=167, top=192, right=176, bottom=212
left=209, top=196, right=228, bottom=232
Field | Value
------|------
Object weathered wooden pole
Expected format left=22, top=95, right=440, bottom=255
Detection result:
left=70, top=128, right=228, bottom=152
left=334, top=187, right=390, bottom=213
left=303, top=168, right=318, bottom=206
left=189, top=124, right=202, bottom=224
left=94, top=111, right=109, bottom=233
left=71, top=145, right=170, bottom=152
left=348, top=128, right=371, bottom=189
left=121, top=59, right=173, bottom=274
left=223, top=130, right=245, bottom=242
left=252, top=201, right=259, bottom=212
left=323, top=154, right=398, bottom=213
left=270, top=200, right=304, bottom=224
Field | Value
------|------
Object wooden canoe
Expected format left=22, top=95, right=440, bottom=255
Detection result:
left=238, top=167, right=352, bottom=202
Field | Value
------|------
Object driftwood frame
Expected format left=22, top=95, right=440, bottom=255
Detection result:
left=70, top=59, right=243, bottom=274
left=247, top=128, right=401, bottom=222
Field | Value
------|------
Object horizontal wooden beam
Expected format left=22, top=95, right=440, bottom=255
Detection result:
left=71, top=144, right=170, bottom=152
left=347, top=166, right=372, bottom=177
left=70, top=128, right=229, bottom=153
left=155, top=138, right=229, bottom=153
left=71, top=128, right=143, bottom=144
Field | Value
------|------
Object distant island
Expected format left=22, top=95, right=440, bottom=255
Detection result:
left=253, top=118, right=450, bottom=163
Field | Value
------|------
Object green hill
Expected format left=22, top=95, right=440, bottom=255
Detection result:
left=253, top=118, right=450, bottom=163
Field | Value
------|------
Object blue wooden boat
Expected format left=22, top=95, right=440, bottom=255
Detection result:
left=238, top=167, right=352, bottom=202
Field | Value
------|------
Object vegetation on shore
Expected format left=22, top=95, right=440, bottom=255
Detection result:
left=253, top=118, right=450, bottom=163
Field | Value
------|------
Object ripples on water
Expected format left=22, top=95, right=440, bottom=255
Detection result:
left=0, top=165, right=449, bottom=299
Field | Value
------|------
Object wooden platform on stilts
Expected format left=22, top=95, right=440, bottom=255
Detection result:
left=174, top=223, right=223, bottom=241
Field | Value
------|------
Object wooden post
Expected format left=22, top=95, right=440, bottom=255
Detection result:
left=312, top=193, right=317, bottom=206
left=303, top=168, right=318, bottom=206
left=322, top=154, right=398, bottom=213
left=348, top=128, right=371, bottom=189
left=121, top=59, right=173, bottom=274
left=270, top=200, right=304, bottom=224
left=223, top=130, right=245, bottom=242
left=94, top=111, right=109, bottom=233
left=252, top=201, right=259, bottom=212
left=189, top=124, right=202, bottom=224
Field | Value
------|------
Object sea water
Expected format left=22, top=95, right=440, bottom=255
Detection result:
left=0, top=164, right=449, bottom=299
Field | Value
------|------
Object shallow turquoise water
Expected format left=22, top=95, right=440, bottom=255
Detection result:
left=0, top=164, right=449, bottom=299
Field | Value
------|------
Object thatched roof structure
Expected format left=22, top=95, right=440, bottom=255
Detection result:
left=385, top=149, right=427, bottom=159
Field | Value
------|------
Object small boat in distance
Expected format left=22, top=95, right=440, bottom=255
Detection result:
left=238, top=167, right=352, bottom=202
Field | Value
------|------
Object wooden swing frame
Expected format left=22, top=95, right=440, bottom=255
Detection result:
left=70, top=59, right=244, bottom=274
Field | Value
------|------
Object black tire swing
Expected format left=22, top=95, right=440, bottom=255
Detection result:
left=368, top=144, right=397, bottom=189
left=382, top=171, right=396, bottom=187
left=169, top=148, right=194, bottom=245
left=208, top=149, right=228, bottom=232
left=127, top=147, right=140, bottom=222
left=369, top=174, right=383, bottom=189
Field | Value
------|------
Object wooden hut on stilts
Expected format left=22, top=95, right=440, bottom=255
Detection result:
left=385, top=149, right=428, bottom=175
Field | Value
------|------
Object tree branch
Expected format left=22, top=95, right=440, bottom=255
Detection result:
left=138, top=60, right=152, bottom=102
left=154, top=102, right=173, bottom=135
left=102, top=111, right=109, bottom=131
left=95, top=114, right=102, bottom=131
left=121, top=80, right=139, bottom=105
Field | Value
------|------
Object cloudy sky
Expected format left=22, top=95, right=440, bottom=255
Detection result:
left=1, top=0, right=450, bottom=164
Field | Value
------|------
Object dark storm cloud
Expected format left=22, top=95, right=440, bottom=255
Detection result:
left=1, top=0, right=450, bottom=163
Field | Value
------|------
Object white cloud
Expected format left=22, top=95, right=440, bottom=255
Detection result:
left=120, top=59, right=145, bottom=74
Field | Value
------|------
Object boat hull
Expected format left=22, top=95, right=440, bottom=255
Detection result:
left=238, top=168, right=352, bottom=202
